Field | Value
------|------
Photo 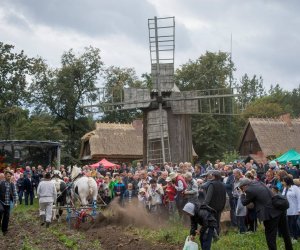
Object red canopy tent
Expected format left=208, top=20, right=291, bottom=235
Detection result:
left=89, top=158, right=120, bottom=169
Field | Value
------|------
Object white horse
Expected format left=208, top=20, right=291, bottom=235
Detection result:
left=71, top=166, right=98, bottom=206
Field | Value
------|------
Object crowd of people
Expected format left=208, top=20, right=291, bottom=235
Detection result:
left=1, top=159, right=300, bottom=250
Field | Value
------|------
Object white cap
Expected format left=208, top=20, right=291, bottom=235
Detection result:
left=183, top=202, right=195, bottom=216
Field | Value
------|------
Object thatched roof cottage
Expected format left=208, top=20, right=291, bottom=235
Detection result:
left=80, top=120, right=143, bottom=163
left=238, top=115, right=300, bottom=160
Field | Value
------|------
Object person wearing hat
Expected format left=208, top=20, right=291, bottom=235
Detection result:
left=183, top=202, right=217, bottom=250
left=240, top=177, right=293, bottom=250
left=137, top=188, right=148, bottom=208
left=0, top=170, right=18, bottom=236
left=269, top=160, right=278, bottom=171
left=37, top=172, right=57, bottom=228
left=203, top=170, right=226, bottom=235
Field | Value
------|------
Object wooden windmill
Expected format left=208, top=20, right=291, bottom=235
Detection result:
left=85, top=17, right=241, bottom=166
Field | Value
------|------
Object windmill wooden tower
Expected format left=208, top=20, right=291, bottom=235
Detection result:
left=85, top=16, right=241, bottom=166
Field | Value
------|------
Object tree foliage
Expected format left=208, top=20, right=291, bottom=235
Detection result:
left=236, top=74, right=266, bottom=105
left=0, top=42, right=35, bottom=139
left=242, top=98, right=285, bottom=119
left=175, top=51, right=234, bottom=90
left=100, top=66, right=144, bottom=123
left=222, top=150, right=240, bottom=163
left=14, top=113, right=65, bottom=141
left=30, top=47, right=103, bottom=159
left=175, top=51, right=242, bottom=162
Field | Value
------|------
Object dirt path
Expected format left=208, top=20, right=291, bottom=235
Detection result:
left=87, top=225, right=179, bottom=250
left=0, top=210, right=67, bottom=250
left=0, top=205, right=180, bottom=250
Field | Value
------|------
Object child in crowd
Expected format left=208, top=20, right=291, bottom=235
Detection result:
left=113, top=175, right=126, bottom=205
left=165, top=177, right=177, bottom=216
left=123, top=183, right=136, bottom=205
left=138, top=188, right=148, bottom=208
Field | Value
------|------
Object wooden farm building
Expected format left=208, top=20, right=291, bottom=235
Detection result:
left=80, top=120, right=143, bottom=163
left=238, top=115, right=300, bottom=161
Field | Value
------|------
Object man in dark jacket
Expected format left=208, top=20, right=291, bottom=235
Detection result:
left=203, top=170, right=226, bottom=234
left=183, top=202, right=217, bottom=250
left=23, top=173, right=35, bottom=205
left=0, top=170, right=18, bottom=236
left=225, top=167, right=237, bottom=226
left=31, top=167, right=40, bottom=195
left=240, top=179, right=292, bottom=250
left=16, top=173, right=25, bottom=204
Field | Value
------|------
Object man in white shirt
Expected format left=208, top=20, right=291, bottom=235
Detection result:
left=37, top=172, right=57, bottom=228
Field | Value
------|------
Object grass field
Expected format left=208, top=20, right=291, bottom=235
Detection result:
left=7, top=202, right=300, bottom=249
left=131, top=218, right=300, bottom=250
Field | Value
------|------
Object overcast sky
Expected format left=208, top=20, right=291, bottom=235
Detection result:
left=1, top=0, right=299, bottom=90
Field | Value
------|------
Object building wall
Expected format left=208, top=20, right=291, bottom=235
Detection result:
left=168, top=111, right=193, bottom=164
left=239, top=125, right=262, bottom=156
left=142, top=109, right=193, bottom=165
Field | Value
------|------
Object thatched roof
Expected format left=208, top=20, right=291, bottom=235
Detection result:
left=80, top=121, right=143, bottom=160
left=239, top=116, right=300, bottom=156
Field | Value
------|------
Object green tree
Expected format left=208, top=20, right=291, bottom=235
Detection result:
left=237, top=74, right=266, bottom=105
left=0, top=42, right=34, bottom=139
left=289, top=85, right=300, bottom=116
left=141, top=72, right=153, bottom=89
left=31, top=46, right=103, bottom=160
left=175, top=51, right=243, bottom=161
left=14, top=113, right=65, bottom=141
left=222, top=150, right=240, bottom=164
left=0, top=107, right=28, bottom=140
left=175, top=51, right=234, bottom=90
left=100, top=66, right=144, bottom=123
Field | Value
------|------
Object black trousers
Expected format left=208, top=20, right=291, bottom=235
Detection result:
left=263, top=213, right=293, bottom=250
left=24, top=191, right=34, bottom=205
left=18, top=190, right=23, bottom=204
left=287, top=215, right=299, bottom=239
left=228, top=195, right=237, bottom=226
left=0, top=204, right=10, bottom=233
left=213, top=210, right=222, bottom=235
left=200, top=227, right=214, bottom=250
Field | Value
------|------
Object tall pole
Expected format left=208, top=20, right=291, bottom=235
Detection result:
left=229, top=33, right=233, bottom=152
left=154, top=16, right=166, bottom=164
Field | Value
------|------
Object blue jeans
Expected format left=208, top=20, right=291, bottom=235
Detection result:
left=18, top=190, right=23, bottom=204
left=200, top=227, right=214, bottom=250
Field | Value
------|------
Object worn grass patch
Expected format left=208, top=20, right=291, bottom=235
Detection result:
left=50, top=228, right=78, bottom=249
left=131, top=220, right=300, bottom=250
left=22, top=236, right=39, bottom=250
